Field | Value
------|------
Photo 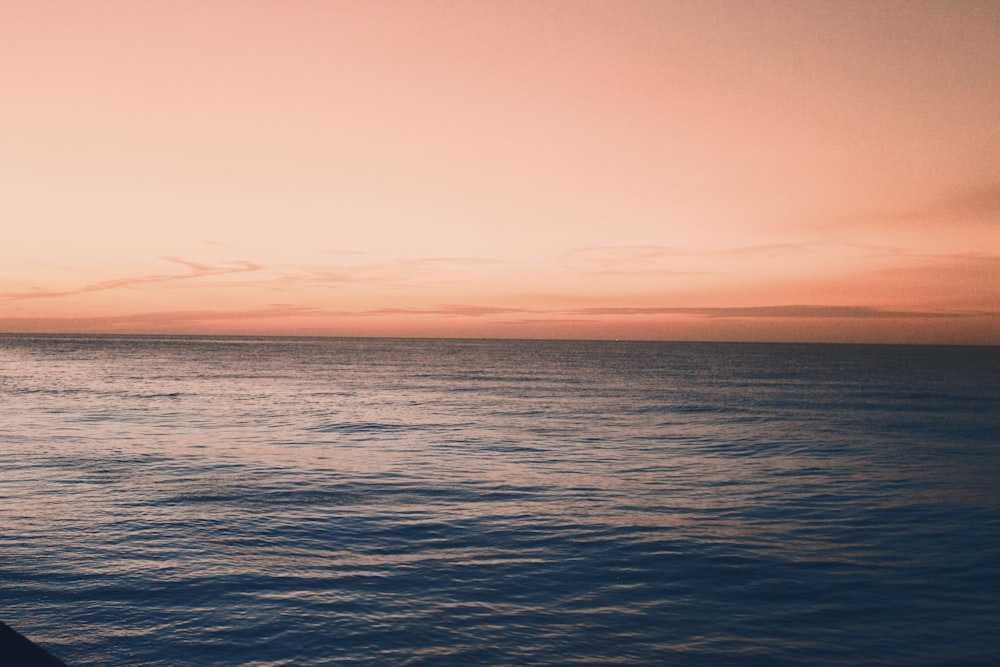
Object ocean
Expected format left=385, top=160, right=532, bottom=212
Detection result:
left=1, top=334, right=998, bottom=666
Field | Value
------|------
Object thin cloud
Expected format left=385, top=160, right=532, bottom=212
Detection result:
left=571, top=305, right=989, bottom=319
left=95, top=303, right=1000, bottom=322
left=364, top=305, right=530, bottom=318
left=282, top=256, right=507, bottom=288
left=562, top=242, right=895, bottom=273
left=874, top=252, right=1000, bottom=273
left=859, top=253, right=1000, bottom=307
left=4, top=301, right=998, bottom=340
left=2, top=258, right=262, bottom=301
left=0, top=304, right=318, bottom=333
left=500, top=318, right=599, bottom=326
left=0, top=303, right=531, bottom=333
left=113, top=304, right=318, bottom=324
left=706, top=240, right=921, bottom=261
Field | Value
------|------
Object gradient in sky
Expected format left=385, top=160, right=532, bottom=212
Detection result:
left=2, top=0, right=998, bottom=343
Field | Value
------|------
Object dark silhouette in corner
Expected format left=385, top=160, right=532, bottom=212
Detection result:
left=0, top=621, right=69, bottom=666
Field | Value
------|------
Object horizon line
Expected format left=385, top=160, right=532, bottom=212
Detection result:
left=2, top=330, right=997, bottom=349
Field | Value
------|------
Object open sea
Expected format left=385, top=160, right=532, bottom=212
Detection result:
left=1, top=334, right=998, bottom=666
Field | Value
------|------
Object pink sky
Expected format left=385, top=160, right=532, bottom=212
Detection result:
left=2, top=0, right=998, bottom=343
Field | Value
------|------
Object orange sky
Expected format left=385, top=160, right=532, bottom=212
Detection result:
left=2, top=0, right=998, bottom=344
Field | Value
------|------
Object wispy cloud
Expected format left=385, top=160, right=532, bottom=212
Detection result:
left=4, top=254, right=508, bottom=304
left=498, top=318, right=599, bottom=326
left=265, top=303, right=997, bottom=320
left=570, top=305, right=994, bottom=319
left=111, top=303, right=318, bottom=324
left=15, top=302, right=986, bottom=324
left=276, top=256, right=507, bottom=288
left=4, top=301, right=998, bottom=341
left=2, top=257, right=262, bottom=301
left=560, top=241, right=906, bottom=275
left=363, top=305, right=529, bottom=317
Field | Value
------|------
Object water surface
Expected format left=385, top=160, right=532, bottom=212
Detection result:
left=1, top=336, right=998, bottom=665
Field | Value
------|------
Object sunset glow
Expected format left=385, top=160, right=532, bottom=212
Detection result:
left=3, top=0, right=998, bottom=343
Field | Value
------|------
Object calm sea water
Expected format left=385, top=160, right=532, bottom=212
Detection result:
left=1, top=335, right=998, bottom=666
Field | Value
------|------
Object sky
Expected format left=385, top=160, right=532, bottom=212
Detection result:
left=2, top=0, right=998, bottom=344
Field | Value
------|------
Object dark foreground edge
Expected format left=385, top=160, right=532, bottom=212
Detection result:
left=0, top=620, right=69, bottom=666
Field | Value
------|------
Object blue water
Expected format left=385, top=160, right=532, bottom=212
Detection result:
left=1, top=335, right=998, bottom=665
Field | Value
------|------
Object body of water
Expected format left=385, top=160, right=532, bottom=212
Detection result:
left=1, top=335, right=998, bottom=665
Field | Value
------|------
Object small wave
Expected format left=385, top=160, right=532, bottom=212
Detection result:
left=131, top=392, right=184, bottom=399
left=11, top=387, right=86, bottom=396
left=309, top=421, right=457, bottom=435
left=159, top=487, right=369, bottom=508
left=310, top=421, right=411, bottom=434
